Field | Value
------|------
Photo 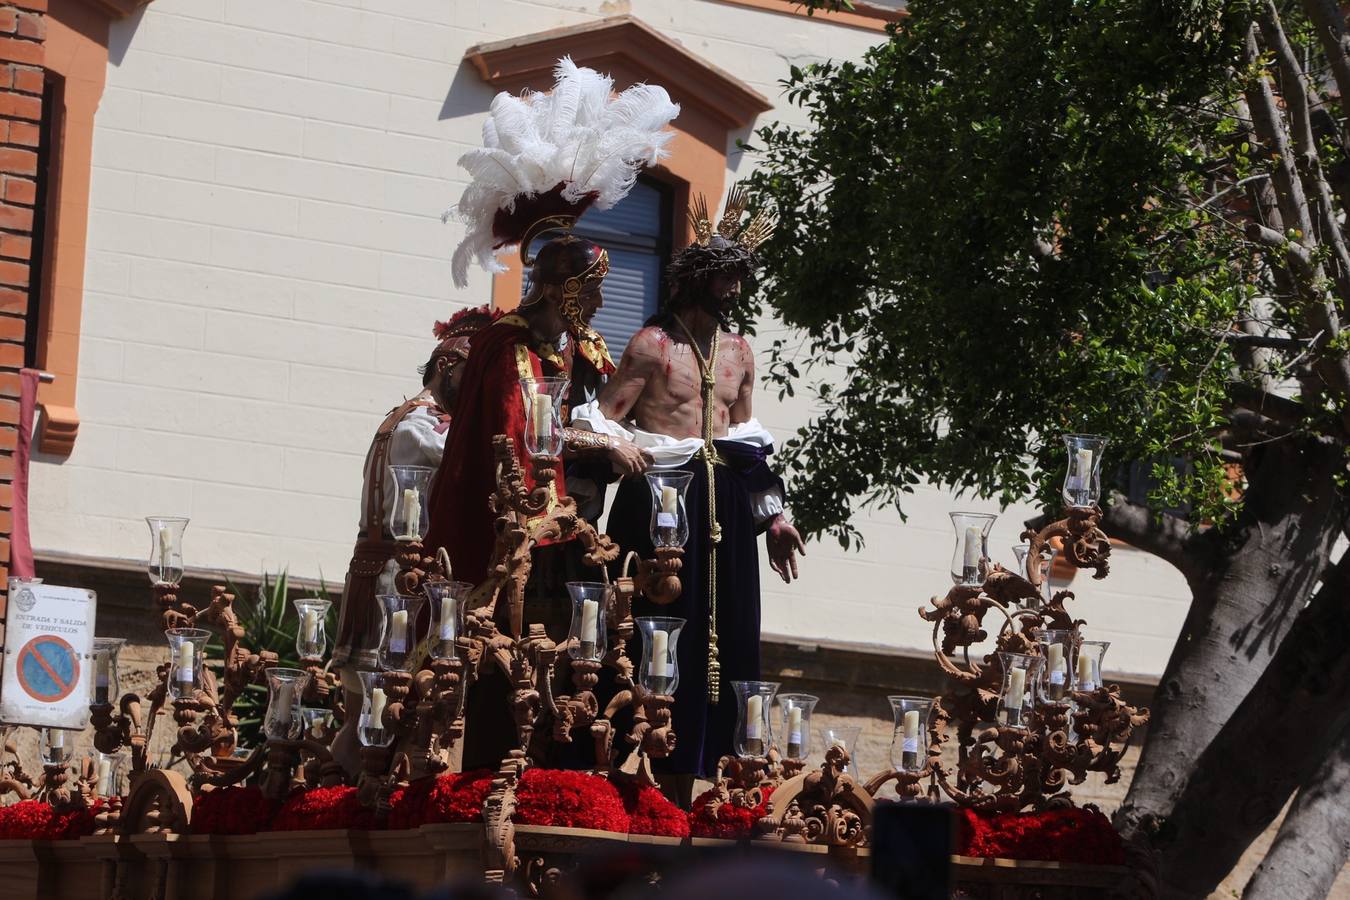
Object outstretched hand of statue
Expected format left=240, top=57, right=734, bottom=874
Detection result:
left=766, top=515, right=806, bottom=584
left=607, top=439, right=652, bottom=477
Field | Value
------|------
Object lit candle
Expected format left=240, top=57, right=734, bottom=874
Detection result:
left=745, top=694, right=763, bottom=740
left=390, top=609, right=408, bottom=653
left=580, top=599, right=598, bottom=643
left=96, top=757, right=112, bottom=796
left=158, top=525, right=173, bottom=573
left=649, top=629, right=669, bottom=678
left=1047, top=644, right=1065, bottom=684
left=300, top=610, right=319, bottom=644
left=175, top=640, right=194, bottom=683
left=962, top=526, right=982, bottom=574
left=401, top=488, right=420, bottom=539
left=1077, top=651, right=1095, bottom=690
left=532, top=393, right=553, bottom=444
left=368, top=687, right=387, bottom=727
left=1006, top=667, right=1027, bottom=711
left=439, top=595, right=456, bottom=641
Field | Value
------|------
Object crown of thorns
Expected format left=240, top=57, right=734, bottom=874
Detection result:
left=668, top=183, right=776, bottom=285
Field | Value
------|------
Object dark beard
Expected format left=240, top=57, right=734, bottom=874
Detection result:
left=690, top=284, right=732, bottom=329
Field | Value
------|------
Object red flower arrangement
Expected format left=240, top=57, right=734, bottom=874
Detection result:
left=0, top=799, right=100, bottom=840
left=688, top=786, right=775, bottom=839
left=387, top=769, right=493, bottom=830
left=191, top=785, right=277, bottom=836
left=617, top=782, right=689, bottom=838
left=272, top=785, right=374, bottom=832
left=957, top=807, right=1125, bottom=865
left=514, top=769, right=630, bottom=833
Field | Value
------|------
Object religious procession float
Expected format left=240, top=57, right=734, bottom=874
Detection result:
left=0, top=61, right=1151, bottom=899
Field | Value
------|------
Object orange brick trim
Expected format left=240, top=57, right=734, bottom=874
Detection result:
left=466, top=15, right=767, bottom=312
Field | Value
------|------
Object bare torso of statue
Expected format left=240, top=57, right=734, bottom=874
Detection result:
left=599, top=319, right=755, bottom=438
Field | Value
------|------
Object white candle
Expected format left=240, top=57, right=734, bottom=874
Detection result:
left=157, top=525, right=173, bottom=571
left=368, top=687, right=387, bottom=726
left=831, top=738, right=846, bottom=751
left=649, top=629, right=668, bottom=677
left=532, top=393, right=553, bottom=442
left=661, top=486, right=678, bottom=514
left=301, top=610, right=319, bottom=644
left=902, top=709, right=921, bottom=753
left=401, top=487, right=420, bottom=538
left=175, top=640, right=194, bottom=682
left=439, top=595, right=456, bottom=641
left=580, top=599, right=598, bottom=642
left=1006, top=667, right=1027, bottom=711
left=962, top=526, right=982, bottom=570
left=745, top=695, right=763, bottom=740
left=49, top=729, right=63, bottom=749
left=96, top=757, right=112, bottom=796
left=1078, top=652, right=1095, bottom=689
left=390, top=610, right=408, bottom=652
left=1047, top=644, right=1065, bottom=684
left=1069, top=448, right=1094, bottom=493
left=274, top=682, right=294, bottom=731
left=788, top=706, right=802, bottom=744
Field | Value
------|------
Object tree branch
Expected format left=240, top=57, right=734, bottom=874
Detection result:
left=1100, top=493, right=1206, bottom=580
left=1228, top=380, right=1307, bottom=428
left=1301, top=0, right=1350, bottom=140
left=1215, top=330, right=1310, bottom=351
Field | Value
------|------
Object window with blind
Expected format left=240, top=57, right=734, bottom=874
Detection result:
left=524, top=177, right=673, bottom=357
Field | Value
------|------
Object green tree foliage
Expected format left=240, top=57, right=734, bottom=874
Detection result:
left=750, top=1, right=1262, bottom=546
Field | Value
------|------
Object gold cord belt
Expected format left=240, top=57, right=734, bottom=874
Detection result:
left=675, top=317, right=722, bottom=705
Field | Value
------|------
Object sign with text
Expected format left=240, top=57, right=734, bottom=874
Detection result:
left=1, top=584, right=96, bottom=729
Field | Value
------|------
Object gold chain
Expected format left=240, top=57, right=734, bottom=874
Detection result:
left=674, top=315, right=722, bottom=705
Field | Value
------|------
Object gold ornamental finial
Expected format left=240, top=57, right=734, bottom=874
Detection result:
left=688, top=194, right=714, bottom=246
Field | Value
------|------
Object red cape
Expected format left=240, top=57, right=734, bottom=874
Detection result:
left=425, top=315, right=570, bottom=586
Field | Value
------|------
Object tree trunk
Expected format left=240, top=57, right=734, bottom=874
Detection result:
left=1148, top=539, right=1350, bottom=897
left=1242, top=722, right=1350, bottom=900
left=1114, top=436, right=1343, bottom=846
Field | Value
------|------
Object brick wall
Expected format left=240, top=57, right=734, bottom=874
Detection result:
left=0, top=0, right=42, bottom=606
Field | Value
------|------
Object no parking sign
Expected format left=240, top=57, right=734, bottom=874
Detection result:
left=1, top=584, right=96, bottom=728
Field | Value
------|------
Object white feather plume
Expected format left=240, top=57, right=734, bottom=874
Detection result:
left=448, top=57, right=680, bottom=287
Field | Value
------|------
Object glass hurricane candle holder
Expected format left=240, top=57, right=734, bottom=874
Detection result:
left=1062, top=434, right=1108, bottom=508
left=1034, top=628, right=1078, bottom=704
left=566, top=582, right=609, bottom=662
left=378, top=594, right=423, bottom=672
left=263, top=668, right=309, bottom=741
left=1075, top=640, right=1111, bottom=692
left=1011, top=543, right=1058, bottom=608
left=732, top=680, right=779, bottom=758
left=91, top=637, right=125, bottom=706
left=388, top=465, right=433, bottom=542
left=949, top=511, right=997, bottom=585
left=888, top=696, right=934, bottom=774
left=301, top=706, right=334, bottom=741
left=821, top=725, right=862, bottom=777
left=426, top=581, right=471, bottom=660
left=92, top=750, right=127, bottom=798
left=777, top=693, right=818, bottom=761
left=40, top=728, right=72, bottom=766
left=293, top=597, right=332, bottom=661
left=519, top=376, right=569, bottom=457
left=357, top=670, right=395, bottom=747
left=997, top=652, right=1043, bottom=729
left=146, top=516, right=188, bottom=587
left=636, top=616, right=684, bottom=696
left=165, top=627, right=211, bottom=701
left=646, top=470, right=693, bottom=549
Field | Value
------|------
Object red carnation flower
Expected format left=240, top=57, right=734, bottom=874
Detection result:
left=191, top=786, right=277, bottom=835
left=688, top=785, right=775, bottom=839
left=617, top=782, right=690, bottom=839
left=387, top=769, right=493, bottom=830
left=957, top=807, right=1124, bottom=865
left=272, top=786, right=373, bottom=832
left=514, top=769, right=630, bottom=833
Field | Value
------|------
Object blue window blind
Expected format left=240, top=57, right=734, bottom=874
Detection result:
left=524, top=177, right=671, bottom=356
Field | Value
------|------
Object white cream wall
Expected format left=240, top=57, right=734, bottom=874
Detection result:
left=29, top=0, right=1190, bottom=677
